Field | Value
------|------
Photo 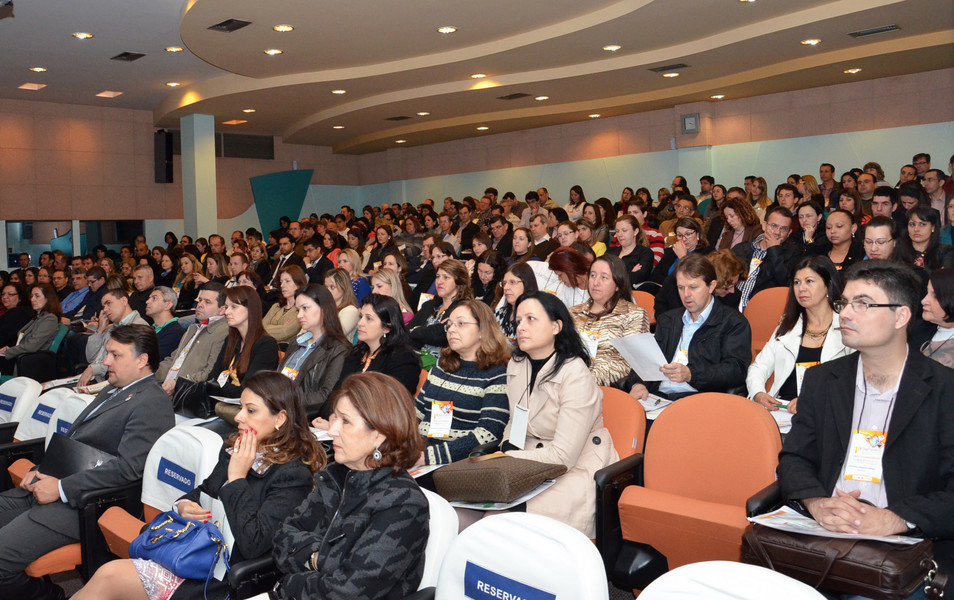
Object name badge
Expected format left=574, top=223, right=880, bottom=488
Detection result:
left=168, top=347, right=190, bottom=375
left=581, top=329, right=599, bottom=359
left=749, top=257, right=763, bottom=274
left=509, top=404, right=529, bottom=450
left=673, top=348, right=689, bottom=366
left=428, top=401, right=454, bottom=439
left=543, top=288, right=558, bottom=296
left=16, top=332, right=25, bottom=346
left=843, top=429, right=886, bottom=483
left=417, top=293, right=435, bottom=311
left=373, top=261, right=382, bottom=270
left=795, top=361, right=821, bottom=395
left=216, top=370, right=232, bottom=388
left=280, top=366, right=299, bottom=381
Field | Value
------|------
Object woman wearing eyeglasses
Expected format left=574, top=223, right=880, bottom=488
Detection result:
left=651, top=217, right=710, bottom=285
left=748, top=256, right=852, bottom=415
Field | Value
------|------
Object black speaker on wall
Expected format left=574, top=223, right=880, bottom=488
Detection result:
left=154, top=130, right=173, bottom=183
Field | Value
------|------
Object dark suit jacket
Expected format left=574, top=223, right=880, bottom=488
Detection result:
left=305, top=255, right=334, bottom=284
left=268, top=253, right=306, bottom=286
left=778, top=351, right=954, bottom=572
left=37, top=377, right=174, bottom=536
left=492, top=233, right=513, bottom=258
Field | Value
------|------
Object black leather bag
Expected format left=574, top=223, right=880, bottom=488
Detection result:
left=172, top=379, right=220, bottom=418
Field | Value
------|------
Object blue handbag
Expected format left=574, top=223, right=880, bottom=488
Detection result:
left=129, top=511, right=231, bottom=581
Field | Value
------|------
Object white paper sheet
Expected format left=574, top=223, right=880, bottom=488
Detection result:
left=749, top=505, right=920, bottom=544
left=638, top=395, right=674, bottom=420
left=611, top=333, right=671, bottom=382
left=448, top=479, right=557, bottom=511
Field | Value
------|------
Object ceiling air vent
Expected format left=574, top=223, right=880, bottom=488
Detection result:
left=849, top=24, right=900, bottom=38
left=649, top=63, right=689, bottom=73
left=111, top=52, right=146, bottom=62
left=208, top=19, right=252, bottom=33
left=385, top=115, right=412, bottom=121
left=497, top=93, right=532, bottom=101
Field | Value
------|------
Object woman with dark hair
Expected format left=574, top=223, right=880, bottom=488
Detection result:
left=717, top=197, right=762, bottom=250
left=837, top=188, right=870, bottom=226
left=164, top=231, right=179, bottom=254
left=840, top=171, right=858, bottom=192
left=324, top=268, right=360, bottom=341
left=366, top=224, right=397, bottom=273
left=547, top=207, right=569, bottom=232
left=501, top=291, right=617, bottom=536
left=608, top=214, right=655, bottom=287
left=526, top=247, right=591, bottom=308
left=273, top=372, right=429, bottom=599
left=472, top=250, right=507, bottom=306
left=627, top=199, right=665, bottom=264
left=332, top=294, right=420, bottom=401
left=156, top=252, right=177, bottom=288
left=408, top=259, right=473, bottom=368
left=322, top=231, right=343, bottom=267
left=651, top=217, right=709, bottom=285
left=583, top=203, right=609, bottom=245
left=942, top=196, right=954, bottom=246
left=247, top=241, right=272, bottom=282
left=75, top=371, right=324, bottom=600
left=22, top=267, right=39, bottom=287
left=414, top=300, right=511, bottom=465
left=920, top=268, right=954, bottom=368
left=569, top=255, right=650, bottom=387
left=203, top=252, right=229, bottom=284
left=508, top=227, right=537, bottom=264
left=746, top=176, right=771, bottom=220
left=263, top=265, right=307, bottom=344
left=347, top=223, right=370, bottom=271
left=277, top=283, right=351, bottom=420
left=898, top=206, right=954, bottom=272
left=792, top=201, right=828, bottom=255
left=564, top=184, right=587, bottom=222
left=555, top=220, right=579, bottom=249
left=747, top=256, right=852, bottom=414
left=0, top=284, right=61, bottom=375
left=194, top=237, right=209, bottom=258
left=825, top=209, right=863, bottom=271
left=0, top=284, right=31, bottom=352
left=576, top=218, right=606, bottom=257
left=173, top=252, right=203, bottom=310
left=493, top=262, right=538, bottom=343
left=470, top=230, right=491, bottom=260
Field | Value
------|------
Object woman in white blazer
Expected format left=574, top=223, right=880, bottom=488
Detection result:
left=747, top=256, right=853, bottom=414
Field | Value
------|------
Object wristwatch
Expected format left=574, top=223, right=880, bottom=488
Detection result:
left=904, top=519, right=921, bottom=535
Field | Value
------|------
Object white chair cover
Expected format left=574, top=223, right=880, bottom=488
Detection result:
left=43, top=393, right=93, bottom=448
left=0, top=377, right=42, bottom=424
left=13, top=387, right=71, bottom=442
left=638, top=560, right=827, bottom=599
left=141, top=425, right=222, bottom=512
left=419, top=488, right=458, bottom=590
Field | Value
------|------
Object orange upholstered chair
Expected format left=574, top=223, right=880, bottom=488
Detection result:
left=744, top=287, right=788, bottom=359
left=599, top=386, right=646, bottom=457
left=632, top=290, right=656, bottom=327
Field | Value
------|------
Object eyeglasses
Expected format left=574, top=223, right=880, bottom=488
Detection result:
left=833, top=300, right=902, bottom=313
left=766, top=223, right=791, bottom=233
left=675, top=232, right=697, bottom=240
left=443, top=320, right=479, bottom=331
left=863, top=238, right=894, bottom=247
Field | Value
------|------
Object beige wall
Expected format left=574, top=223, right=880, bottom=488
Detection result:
left=1, top=68, right=951, bottom=221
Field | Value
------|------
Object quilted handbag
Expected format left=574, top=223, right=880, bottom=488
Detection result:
left=432, top=453, right=567, bottom=503
left=129, top=511, right=230, bottom=581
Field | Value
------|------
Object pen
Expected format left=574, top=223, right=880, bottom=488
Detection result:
left=654, top=398, right=661, bottom=406
left=773, top=404, right=787, bottom=409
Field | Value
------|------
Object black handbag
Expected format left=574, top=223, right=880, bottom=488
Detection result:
left=172, top=379, right=221, bottom=418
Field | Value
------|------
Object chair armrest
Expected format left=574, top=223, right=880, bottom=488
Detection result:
left=76, top=480, right=143, bottom=579
left=15, top=351, right=58, bottom=382
left=746, top=481, right=782, bottom=517
left=228, top=555, right=282, bottom=599
left=594, top=453, right=644, bottom=573
left=97, top=505, right=146, bottom=559
left=468, top=439, right=501, bottom=457
left=8, top=457, right=36, bottom=488
left=0, top=422, right=17, bottom=445
left=404, top=588, right=436, bottom=600
left=0, top=438, right=45, bottom=491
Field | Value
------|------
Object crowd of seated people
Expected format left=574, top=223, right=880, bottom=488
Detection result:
left=0, top=151, right=951, bottom=598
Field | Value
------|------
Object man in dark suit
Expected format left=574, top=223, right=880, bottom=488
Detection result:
left=0, top=324, right=174, bottom=599
left=303, top=236, right=333, bottom=284
left=778, top=260, right=954, bottom=575
left=489, top=215, right=513, bottom=258
left=268, top=233, right=305, bottom=288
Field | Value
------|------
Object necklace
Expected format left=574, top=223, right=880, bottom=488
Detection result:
left=804, top=320, right=832, bottom=339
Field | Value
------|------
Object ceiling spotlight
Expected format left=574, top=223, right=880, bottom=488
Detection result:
left=273, top=24, right=294, bottom=32
left=331, top=90, right=347, bottom=95
left=222, top=119, right=247, bottom=125
left=165, top=82, right=180, bottom=87
left=28, top=67, right=47, bottom=73
left=602, top=45, right=621, bottom=52
left=710, top=94, right=725, bottom=99
left=470, top=73, right=486, bottom=79
left=72, top=32, right=94, bottom=40
left=739, top=0, right=756, bottom=3
left=264, top=48, right=283, bottom=55
left=333, top=125, right=344, bottom=129
left=534, top=96, right=549, bottom=101
left=588, top=114, right=601, bottom=118
left=662, top=72, right=680, bottom=78
left=165, top=46, right=183, bottom=53
left=416, top=111, right=430, bottom=116
left=395, top=139, right=407, bottom=144
left=437, top=26, right=457, bottom=34
left=843, top=68, right=862, bottom=74
left=19, top=83, right=46, bottom=91
left=476, top=126, right=489, bottom=131
left=801, top=39, right=821, bottom=46
left=242, top=108, right=256, bottom=113
left=96, top=91, right=123, bottom=98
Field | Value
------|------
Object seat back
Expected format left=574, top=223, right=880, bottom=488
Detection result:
left=419, top=488, right=458, bottom=589
left=416, top=368, right=429, bottom=395
left=600, top=386, right=646, bottom=457
left=632, top=290, right=656, bottom=325
left=48, top=324, right=70, bottom=353
left=142, top=426, right=222, bottom=521
left=639, top=561, right=826, bottom=599
left=0, top=377, right=42, bottom=424
left=435, top=513, right=608, bottom=600
left=43, top=393, right=94, bottom=448
left=13, top=387, right=72, bottom=442
left=644, top=393, right=781, bottom=505
left=744, top=286, right=788, bottom=358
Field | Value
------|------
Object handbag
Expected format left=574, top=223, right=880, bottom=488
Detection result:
left=741, top=523, right=948, bottom=600
left=432, top=453, right=567, bottom=503
left=172, top=379, right=219, bottom=418
left=129, top=511, right=230, bottom=582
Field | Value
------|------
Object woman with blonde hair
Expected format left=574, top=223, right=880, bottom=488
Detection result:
left=263, top=265, right=308, bottom=343
left=797, top=175, right=824, bottom=206
left=746, top=176, right=771, bottom=220
left=173, top=252, right=204, bottom=310
left=717, top=197, right=762, bottom=250
left=323, top=267, right=360, bottom=341
left=371, top=267, right=414, bottom=324
left=336, top=248, right=372, bottom=303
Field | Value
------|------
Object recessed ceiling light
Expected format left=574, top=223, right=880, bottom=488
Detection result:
left=416, top=111, right=430, bottom=116
left=476, top=126, right=489, bottom=131
left=801, top=39, right=821, bottom=46
left=222, top=119, right=247, bottom=125
left=437, top=26, right=457, bottom=34
left=165, top=82, right=180, bottom=87
left=602, top=45, right=621, bottom=52
left=242, top=108, right=256, bottom=113
left=28, top=67, right=47, bottom=73
left=662, top=72, right=680, bottom=78
left=844, top=68, right=862, bottom=74
left=273, top=24, right=294, bottom=32
left=72, top=32, right=94, bottom=40
left=264, top=48, right=283, bottom=55
left=395, top=139, right=407, bottom=144
left=710, top=94, right=726, bottom=99
left=739, top=0, right=756, bottom=3
left=534, top=96, right=549, bottom=101
left=19, top=83, right=46, bottom=91
left=588, top=114, right=601, bottom=118
left=470, top=73, right=486, bottom=79
left=333, top=125, right=344, bottom=129
left=96, top=91, right=123, bottom=98
left=165, top=46, right=183, bottom=53
left=331, top=89, right=346, bottom=94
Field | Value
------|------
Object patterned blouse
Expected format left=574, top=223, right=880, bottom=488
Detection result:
left=569, top=299, right=650, bottom=386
